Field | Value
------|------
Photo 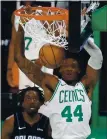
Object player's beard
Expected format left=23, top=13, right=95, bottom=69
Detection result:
left=63, top=78, right=78, bottom=86
left=64, top=80, right=73, bottom=85
left=27, top=108, right=38, bottom=117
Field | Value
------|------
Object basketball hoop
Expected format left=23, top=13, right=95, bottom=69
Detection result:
left=14, top=6, right=68, bottom=49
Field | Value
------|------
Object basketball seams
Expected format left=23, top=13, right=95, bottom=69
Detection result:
left=49, top=44, right=57, bottom=68
left=39, top=56, right=47, bottom=67
left=42, top=46, right=54, bottom=67
left=41, top=47, right=49, bottom=67
left=39, top=47, right=48, bottom=67
left=39, top=43, right=65, bottom=69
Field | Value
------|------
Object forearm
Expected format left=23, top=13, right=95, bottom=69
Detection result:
left=84, top=37, right=103, bottom=70
left=7, top=26, right=16, bottom=69
left=7, top=42, right=15, bottom=69
left=14, top=27, right=24, bottom=57
left=15, top=55, right=43, bottom=83
left=7, top=21, right=20, bottom=69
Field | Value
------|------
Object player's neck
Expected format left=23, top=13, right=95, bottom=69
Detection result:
left=65, top=80, right=78, bottom=86
left=23, top=112, right=40, bottom=126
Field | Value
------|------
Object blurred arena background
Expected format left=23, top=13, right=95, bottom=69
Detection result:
left=1, top=1, right=107, bottom=139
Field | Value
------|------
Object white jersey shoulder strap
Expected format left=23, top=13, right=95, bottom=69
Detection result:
left=76, top=82, right=91, bottom=102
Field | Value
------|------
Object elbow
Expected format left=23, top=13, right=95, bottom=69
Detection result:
left=14, top=53, right=20, bottom=62
left=99, top=50, right=103, bottom=68
left=88, top=51, right=103, bottom=70
left=14, top=54, right=23, bottom=67
left=95, top=49, right=103, bottom=67
left=98, top=50, right=103, bottom=62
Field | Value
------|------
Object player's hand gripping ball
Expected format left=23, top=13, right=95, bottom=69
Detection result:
left=39, top=43, right=65, bottom=69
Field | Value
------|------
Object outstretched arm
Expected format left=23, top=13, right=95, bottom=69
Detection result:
left=14, top=27, right=44, bottom=87
left=14, top=24, right=58, bottom=94
left=81, top=38, right=103, bottom=99
left=7, top=13, right=18, bottom=87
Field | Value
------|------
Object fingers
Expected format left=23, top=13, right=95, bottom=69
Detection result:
left=81, top=7, right=87, bottom=16
left=22, top=5, right=32, bottom=14
left=8, top=81, right=16, bottom=87
left=19, top=5, right=33, bottom=26
left=35, top=58, right=43, bottom=68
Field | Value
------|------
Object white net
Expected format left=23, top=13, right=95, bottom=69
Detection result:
left=81, top=2, right=100, bottom=32
left=18, top=7, right=68, bottom=49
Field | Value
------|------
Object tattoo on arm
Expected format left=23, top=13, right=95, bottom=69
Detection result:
left=16, top=57, right=44, bottom=87
left=14, top=26, right=45, bottom=87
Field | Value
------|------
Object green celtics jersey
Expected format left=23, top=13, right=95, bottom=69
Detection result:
left=39, top=79, right=91, bottom=139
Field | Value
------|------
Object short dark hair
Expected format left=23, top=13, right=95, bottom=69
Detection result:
left=17, top=86, right=44, bottom=106
left=65, top=50, right=81, bottom=68
left=65, top=49, right=90, bottom=79
left=54, top=49, right=89, bottom=81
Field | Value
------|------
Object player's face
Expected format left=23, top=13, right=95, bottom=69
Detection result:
left=22, top=90, right=41, bottom=114
left=59, top=58, right=80, bottom=82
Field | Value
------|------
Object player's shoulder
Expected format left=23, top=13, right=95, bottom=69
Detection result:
left=3, top=114, right=15, bottom=129
left=75, top=81, right=86, bottom=91
left=5, top=114, right=14, bottom=123
left=43, top=73, right=59, bottom=91
left=2, top=114, right=15, bottom=135
left=39, top=113, right=49, bottom=124
left=75, top=81, right=83, bottom=87
left=58, top=79, right=67, bottom=86
left=40, top=113, right=49, bottom=120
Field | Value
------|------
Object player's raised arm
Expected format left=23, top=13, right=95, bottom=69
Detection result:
left=14, top=25, right=43, bottom=87
left=14, top=25, right=58, bottom=92
left=7, top=13, right=17, bottom=87
left=81, top=38, right=103, bottom=98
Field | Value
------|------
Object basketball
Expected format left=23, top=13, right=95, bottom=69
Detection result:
left=39, top=43, right=65, bottom=69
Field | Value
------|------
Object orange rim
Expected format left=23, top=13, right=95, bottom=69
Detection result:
left=14, top=7, right=68, bottom=21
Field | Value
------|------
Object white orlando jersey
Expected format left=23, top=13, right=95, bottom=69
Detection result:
left=39, top=79, right=91, bottom=139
